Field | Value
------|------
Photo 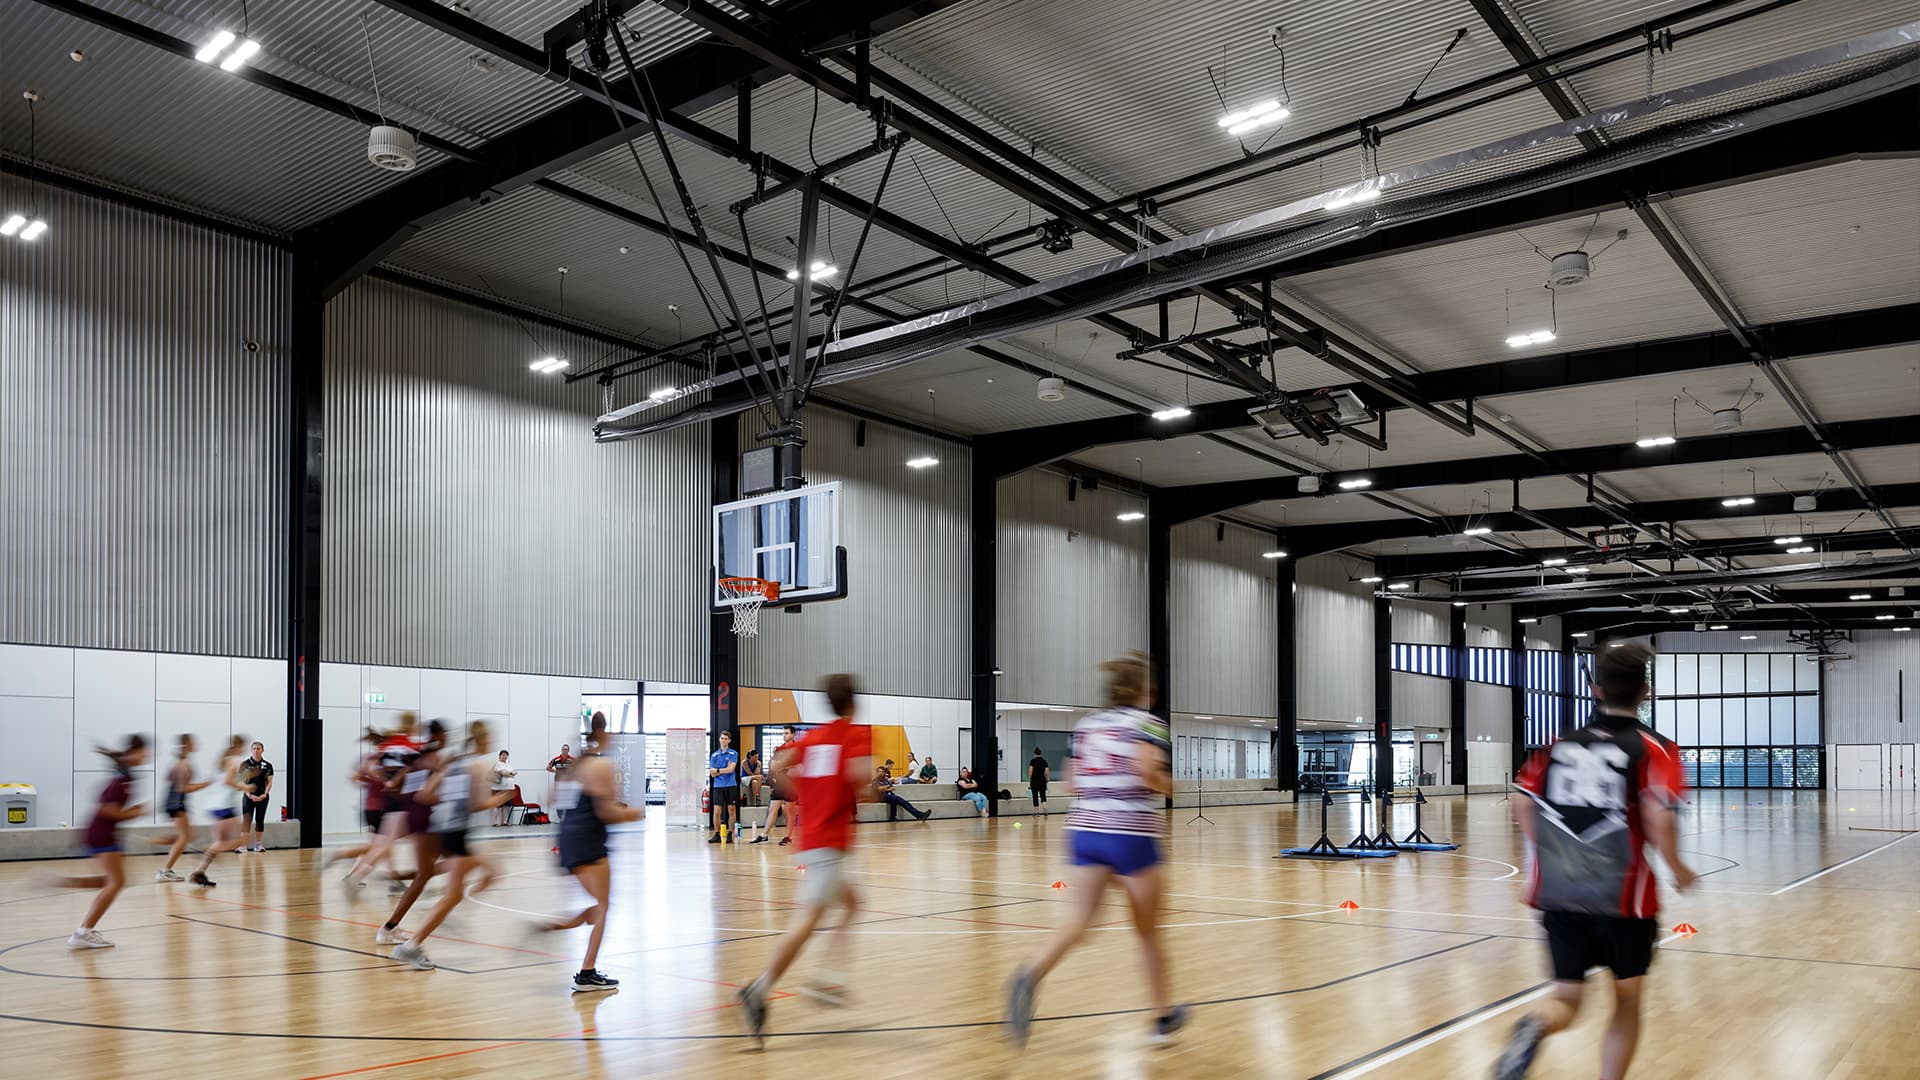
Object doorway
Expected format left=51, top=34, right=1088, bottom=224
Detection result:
left=1893, top=744, right=1916, bottom=789
left=1835, top=744, right=1884, bottom=790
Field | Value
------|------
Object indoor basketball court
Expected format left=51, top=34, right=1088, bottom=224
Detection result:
left=2, top=0, right=1917, bottom=1077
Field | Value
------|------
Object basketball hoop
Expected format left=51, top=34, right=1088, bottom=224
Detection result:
left=718, top=577, right=780, bottom=638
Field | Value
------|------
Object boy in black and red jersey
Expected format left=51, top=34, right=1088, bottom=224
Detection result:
left=1493, top=642, right=1697, bottom=1080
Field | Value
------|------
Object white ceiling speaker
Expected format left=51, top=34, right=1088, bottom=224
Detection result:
left=368, top=125, right=418, bottom=171
left=1711, top=407, right=1743, bottom=431
left=1036, top=376, right=1066, bottom=402
left=1793, top=494, right=1817, bottom=513
left=1548, top=251, right=1591, bottom=287
left=1297, top=475, right=1322, bottom=494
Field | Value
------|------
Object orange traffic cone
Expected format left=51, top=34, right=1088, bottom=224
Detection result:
left=1339, top=900, right=1359, bottom=911
left=1051, top=880, right=1066, bottom=890
left=1671, top=922, right=1697, bottom=936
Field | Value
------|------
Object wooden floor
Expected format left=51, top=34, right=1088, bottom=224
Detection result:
left=2, top=788, right=1917, bottom=1079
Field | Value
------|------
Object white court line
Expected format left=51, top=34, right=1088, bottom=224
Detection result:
left=1319, top=932, right=1687, bottom=1080
left=1769, top=831, right=1919, bottom=895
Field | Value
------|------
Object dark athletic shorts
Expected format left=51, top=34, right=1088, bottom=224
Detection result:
left=559, top=835, right=608, bottom=871
left=405, top=795, right=431, bottom=836
left=711, top=784, right=739, bottom=808
left=1542, top=910, right=1658, bottom=981
left=243, top=798, right=268, bottom=831
left=363, top=809, right=385, bottom=831
left=165, top=792, right=188, bottom=817
left=439, top=829, right=470, bottom=859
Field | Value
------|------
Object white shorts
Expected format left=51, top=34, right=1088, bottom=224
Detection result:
left=796, top=848, right=851, bottom=908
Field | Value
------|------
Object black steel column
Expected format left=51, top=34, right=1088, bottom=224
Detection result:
left=1373, top=596, right=1393, bottom=800
left=1275, top=556, right=1298, bottom=791
left=710, top=413, right=740, bottom=747
left=1449, top=604, right=1468, bottom=786
left=287, top=252, right=325, bottom=848
left=1147, top=497, right=1172, bottom=726
left=1558, top=621, right=1579, bottom=736
left=969, top=462, right=1000, bottom=815
left=1509, top=607, right=1528, bottom=778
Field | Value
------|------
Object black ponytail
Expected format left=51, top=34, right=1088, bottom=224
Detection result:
left=95, top=733, right=147, bottom=768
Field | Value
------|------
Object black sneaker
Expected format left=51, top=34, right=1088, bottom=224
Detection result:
left=571, top=969, right=619, bottom=993
left=1491, top=1014, right=1546, bottom=1080
left=777, top=836, right=792, bottom=846
left=737, top=980, right=769, bottom=1048
left=916, top=809, right=932, bottom=822
left=708, top=832, right=723, bottom=844
left=1005, top=969, right=1037, bottom=1048
left=1149, top=1005, right=1190, bottom=1046
left=189, top=872, right=216, bottom=888
left=749, top=834, right=769, bottom=844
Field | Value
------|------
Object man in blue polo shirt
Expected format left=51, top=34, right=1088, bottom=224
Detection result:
left=708, top=731, right=741, bottom=844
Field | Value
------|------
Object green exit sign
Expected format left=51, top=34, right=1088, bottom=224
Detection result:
left=1423, top=732, right=1441, bottom=740
left=366, top=692, right=386, bottom=704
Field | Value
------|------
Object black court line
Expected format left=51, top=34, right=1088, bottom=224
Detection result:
left=1663, top=945, right=1920, bottom=972
left=167, top=915, right=476, bottom=974
left=1301, top=979, right=1550, bottom=1080
left=1770, top=832, right=1916, bottom=891
left=1677, top=848, right=1743, bottom=878
left=0, top=935, right=1495, bottom=1044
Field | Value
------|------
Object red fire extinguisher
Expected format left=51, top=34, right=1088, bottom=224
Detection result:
left=701, top=786, right=710, bottom=815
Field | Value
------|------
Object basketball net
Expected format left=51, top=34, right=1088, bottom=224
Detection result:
left=719, top=578, right=778, bottom=638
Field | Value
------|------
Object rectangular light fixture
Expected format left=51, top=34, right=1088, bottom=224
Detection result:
left=16, top=218, right=46, bottom=242
left=1722, top=496, right=1755, bottom=507
left=1896, top=627, right=1913, bottom=632
left=1218, top=100, right=1288, bottom=136
left=1505, top=329, right=1557, bottom=348
left=1785, top=546, right=1813, bottom=555
left=648, top=386, right=677, bottom=400
left=194, top=29, right=237, bottom=63
left=786, top=260, right=837, bottom=281
left=1453, top=601, right=1468, bottom=607
left=1387, top=582, right=1412, bottom=591
left=905, top=456, right=939, bottom=469
left=219, top=38, right=262, bottom=71
left=1773, top=537, right=1803, bottom=545
left=1192, top=715, right=1214, bottom=721
left=0, top=214, right=23, bottom=237
left=1115, top=511, right=1146, bottom=522
left=1710, top=624, right=1729, bottom=630
left=1739, top=634, right=1758, bottom=640
left=1337, top=478, right=1372, bottom=490
left=528, top=356, right=569, bottom=374
left=1634, top=435, right=1676, bottom=448
left=1151, top=406, right=1192, bottom=421
left=1540, top=557, right=1567, bottom=567
left=1668, top=607, right=1691, bottom=614
left=1876, top=613, right=1896, bottom=620
left=1849, top=593, right=1872, bottom=601
left=1565, top=566, right=1590, bottom=575
left=1359, top=576, right=1383, bottom=584
left=1325, top=187, right=1380, bottom=212
left=1261, top=550, right=1288, bottom=560
left=1572, top=631, right=1591, bottom=637
left=1462, top=526, right=1493, bottom=536
left=1519, top=617, right=1538, bottom=624
left=1609, top=641, right=1627, bottom=647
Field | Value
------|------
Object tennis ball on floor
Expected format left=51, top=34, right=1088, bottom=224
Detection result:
left=1012, top=822, right=1023, bottom=829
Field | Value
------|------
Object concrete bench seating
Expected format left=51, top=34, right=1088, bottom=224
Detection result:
left=0, top=820, right=302, bottom=862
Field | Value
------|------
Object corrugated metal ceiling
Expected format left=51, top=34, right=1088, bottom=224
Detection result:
left=1775, top=344, right=1920, bottom=423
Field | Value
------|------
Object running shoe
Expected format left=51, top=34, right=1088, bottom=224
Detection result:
left=708, top=832, right=723, bottom=844
left=1149, top=1005, right=1190, bottom=1046
left=252, top=843, right=265, bottom=853
left=737, top=980, right=769, bottom=1048
left=572, top=969, right=619, bottom=993
left=189, top=872, right=217, bottom=888
left=67, top=928, right=114, bottom=950
left=387, top=878, right=407, bottom=895
left=390, top=941, right=434, bottom=970
left=375, top=926, right=412, bottom=945
left=916, top=809, right=932, bottom=822
left=1005, top=969, right=1037, bottom=1048
left=749, top=835, right=769, bottom=845
left=154, top=869, right=183, bottom=882
left=777, top=836, right=792, bottom=846
left=1491, top=1014, right=1546, bottom=1080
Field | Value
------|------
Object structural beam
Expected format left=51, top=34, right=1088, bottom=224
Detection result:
left=1448, top=604, right=1468, bottom=786
left=287, top=250, right=326, bottom=848
left=1276, top=557, right=1299, bottom=792
left=1378, top=526, right=1915, bottom=578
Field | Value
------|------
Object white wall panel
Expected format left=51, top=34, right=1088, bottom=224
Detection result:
left=155, top=654, right=232, bottom=705
left=1297, top=555, right=1374, bottom=723
left=1826, top=632, right=1919, bottom=744
left=154, top=701, right=234, bottom=825
left=1391, top=595, right=1449, bottom=645
left=232, top=658, right=286, bottom=767
left=72, top=650, right=155, bottom=760
left=996, top=470, right=1150, bottom=706
left=0, top=643, right=73, bottom=698
left=1393, top=672, right=1449, bottom=726
left=324, top=276, right=707, bottom=682
left=1, top=186, right=288, bottom=658
left=0, top=695, right=76, bottom=826
left=1467, top=682, right=1512, bottom=742
left=736, top=408, right=969, bottom=699
left=1170, top=519, right=1277, bottom=718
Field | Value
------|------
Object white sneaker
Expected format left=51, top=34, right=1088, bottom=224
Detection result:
left=154, top=869, right=183, bottom=882
left=252, top=844, right=265, bottom=853
left=391, top=941, right=434, bottom=970
left=67, top=928, right=113, bottom=950
left=375, top=926, right=412, bottom=945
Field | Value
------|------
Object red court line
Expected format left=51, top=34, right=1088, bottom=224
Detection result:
left=299, top=1040, right=529, bottom=1080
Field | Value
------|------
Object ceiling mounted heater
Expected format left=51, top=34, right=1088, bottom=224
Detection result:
left=1548, top=251, right=1591, bottom=287
left=368, top=125, right=418, bottom=171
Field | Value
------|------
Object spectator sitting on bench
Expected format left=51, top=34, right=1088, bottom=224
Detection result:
left=895, top=753, right=923, bottom=782
left=956, top=767, right=988, bottom=817
left=741, top=748, right=764, bottom=806
left=875, top=765, right=930, bottom=822
left=916, top=757, right=939, bottom=785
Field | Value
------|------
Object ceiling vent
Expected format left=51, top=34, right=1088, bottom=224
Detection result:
left=1793, top=494, right=1817, bottom=513
left=1548, top=251, right=1591, bottom=287
left=1297, top=475, right=1322, bottom=494
left=1036, top=377, right=1066, bottom=402
left=1711, top=408, right=1743, bottom=432
left=367, top=125, right=418, bottom=171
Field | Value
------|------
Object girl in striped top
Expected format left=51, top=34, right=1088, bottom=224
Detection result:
left=1005, top=654, right=1188, bottom=1048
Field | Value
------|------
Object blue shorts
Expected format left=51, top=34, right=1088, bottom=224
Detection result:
left=210, top=808, right=237, bottom=821
left=1069, top=830, right=1161, bottom=876
left=90, top=843, right=122, bottom=855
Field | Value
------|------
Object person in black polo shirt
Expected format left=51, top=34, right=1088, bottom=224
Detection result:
left=239, top=741, right=274, bottom=853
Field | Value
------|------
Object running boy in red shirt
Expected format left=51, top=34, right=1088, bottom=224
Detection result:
left=1493, top=642, right=1697, bottom=1080
left=737, top=672, right=873, bottom=1046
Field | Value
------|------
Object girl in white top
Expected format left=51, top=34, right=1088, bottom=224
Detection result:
left=390, top=721, right=516, bottom=971
left=1005, top=653, right=1188, bottom=1048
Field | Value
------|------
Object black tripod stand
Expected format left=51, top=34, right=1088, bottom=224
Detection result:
left=1186, top=766, right=1213, bottom=826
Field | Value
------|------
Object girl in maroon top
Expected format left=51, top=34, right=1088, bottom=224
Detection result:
left=50, top=735, right=149, bottom=949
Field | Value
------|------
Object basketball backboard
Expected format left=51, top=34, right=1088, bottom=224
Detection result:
left=712, top=481, right=845, bottom=607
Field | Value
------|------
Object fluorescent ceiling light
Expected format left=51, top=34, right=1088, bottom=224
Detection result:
left=1668, top=607, right=1691, bottom=614
left=1875, top=613, right=1896, bottom=620
left=1722, top=496, right=1755, bottom=507
left=1115, top=511, right=1146, bottom=522
left=528, top=356, right=568, bottom=374
left=1710, top=624, right=1729, bottom=630
left=1773, top=537, right=1804, bottom=545
left=1572, top=631, right=1591, bottom=637
left=219, top=38, right=262, bottom=71
left=1325, top=187, right=1381, bottom=212
left=1565, top=567, right=1591, bottom=575
left=648, top=386, right=677, bottom=400
left=1453, top=601, right=1468, bottom=607
left=1609, top=641, right=1627, bottom=647
left=1261, top=550, right=1288, bottom=560
left=1896, top=626, right=1913, bottom=632
left=1785, top=546, right=1813, bottom=555
left=17, top=218, right=46, bottom=242
left=1519, top=617, right=1538, bottom=624
left=1359, top=576, right=1383, bottom=584
left=905, top=456, right=939, bottom=469
left=1740, top=634, right=1758, bottom=640
left=1634, top=435, right=1676, bottom=448
left=1505, top=329, right=1556, bottom=348
left=194, top=29, right=236, bottom=63
left=785, top=260, right=837, bottom=281
left=1192, top=715, right=1213, bottom=721
left=1337, top=478, right=1372, bottom=490
left=1462, top=526, right=1493, bottom=536
left=0, top=214, right=23, bottom=237
left=1849, top=593, right=1872, bottom=601
left=1540, top=558, right=1567, bottom=567
left=1218, top=100, right=1288, bottom=136
left=1151, top=406, right=1191, bottom=421
left=1387, top=582, right=1412, bottom=591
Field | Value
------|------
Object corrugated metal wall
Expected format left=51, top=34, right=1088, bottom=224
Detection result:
left=1, top=184, right=289, bottom=656
left=735, top=408, right=970, bottom=699
left=1170, top=519, right=1277, bottom=717
left=1393, top=672, right=1449, bottom=727
left=996, top=470, right=1148, bottom=706
left=1817, top=632, right=1914, bottom=744
left=1296, top=554, right=1375, bottom=723
left=1391, top=592, right=1449, bottom=645
left=323, top=277, right=707, bottom=681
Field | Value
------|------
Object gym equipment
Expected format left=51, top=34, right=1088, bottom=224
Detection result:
left=1186, top=766, right=1213, bottom=827
left=1394, top=788, right=1460, bottom=851
left=1279, top=786, right=1398, bottom=860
